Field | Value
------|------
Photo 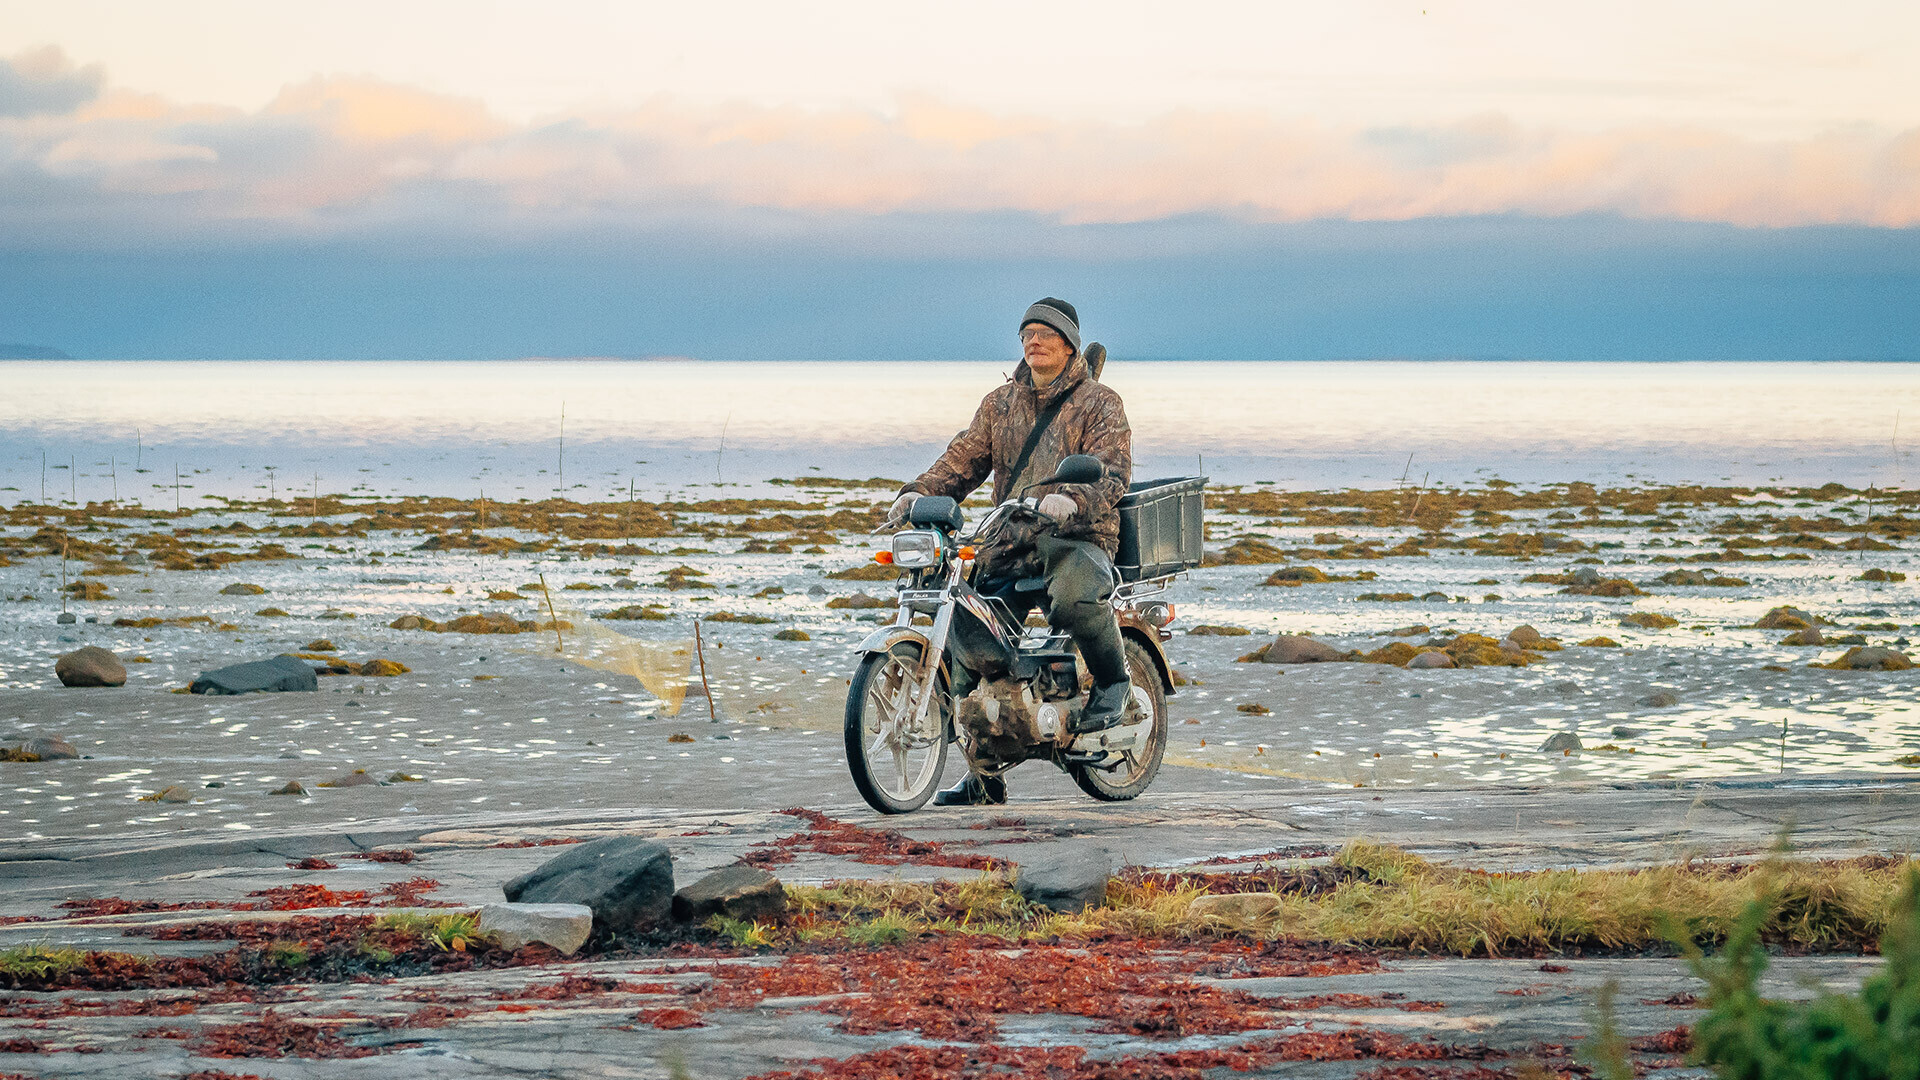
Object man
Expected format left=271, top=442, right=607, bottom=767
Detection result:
left=886, top=297, right=1134, bottom=806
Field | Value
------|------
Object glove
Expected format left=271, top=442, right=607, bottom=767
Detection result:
left=886, top=493, right=918, bottom=527
left=1037, top=493, right=1078, bottom=522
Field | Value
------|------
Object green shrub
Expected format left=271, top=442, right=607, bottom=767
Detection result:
left=1688, top=867, right=1920, bottom=1079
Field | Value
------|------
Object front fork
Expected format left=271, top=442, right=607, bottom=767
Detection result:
left=906, top=557, right=965, bottom=736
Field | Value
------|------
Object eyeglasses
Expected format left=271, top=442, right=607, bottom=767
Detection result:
left=1020, top=325, right=1063, bottom=344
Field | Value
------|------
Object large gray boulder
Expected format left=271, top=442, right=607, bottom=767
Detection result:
left=1406, top=650, right=1455, bottom=669
left=1254, top=635, right=1349, bottom=664
left=55, top=646, right=126, bottom=688
left=1014, top=845, right=1119, bottom=913
left=503, top=836, right=674, bottom=936
left=190, top=656, right=317, bottom=695
left=477, top=902, right=594, bottom=955
left=672, top=865, right=787, bottom=923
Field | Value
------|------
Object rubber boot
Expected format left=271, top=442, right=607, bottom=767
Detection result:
left=933, top=772, right=1007, bottom=806
left=1072, top=678, right=1133, bottom=734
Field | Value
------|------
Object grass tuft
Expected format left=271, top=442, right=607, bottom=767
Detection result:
left=372, top=911, right=493, bottom=953
left=0, top=944, right=84, bottom=980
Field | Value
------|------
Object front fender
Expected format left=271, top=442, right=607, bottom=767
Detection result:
left=856, top=623, right=929, bottom=657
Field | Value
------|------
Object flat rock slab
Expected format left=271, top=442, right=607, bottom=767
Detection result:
left=478, top=902, right=593, bottom=954
left=0, top=950, right=1881, bottom=1079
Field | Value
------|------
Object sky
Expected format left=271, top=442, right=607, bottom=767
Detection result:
left=1, top=1, right=1917, bottom=360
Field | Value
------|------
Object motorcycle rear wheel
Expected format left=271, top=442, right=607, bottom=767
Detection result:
left=844, top=640, right=951, bottom=814
left=1068, top=638, right=1168, bottom=801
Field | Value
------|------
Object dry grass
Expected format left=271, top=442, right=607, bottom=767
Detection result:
left=782, top=842, right=1913, bottom=957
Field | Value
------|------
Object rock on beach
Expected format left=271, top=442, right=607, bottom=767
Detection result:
left=503, top=835, right=676, bottom=936
left=1240, top=635, right=1350, bottom=664
left=672, top=865, right=788, bottom=923
left=1015, top=845, right=1119, bottom=913
left=55, top=645, right=126, bottom=687
left=478, top=903, right=594, bottom=955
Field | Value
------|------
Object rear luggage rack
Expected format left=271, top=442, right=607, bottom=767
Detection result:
left=1114, top=476, right=1206, bottom=583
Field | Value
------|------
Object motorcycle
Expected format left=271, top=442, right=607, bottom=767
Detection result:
left=843, top=454, right=1190, bottom=814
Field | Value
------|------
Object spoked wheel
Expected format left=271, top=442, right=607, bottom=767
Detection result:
left=1068, top=638, right=1168, bottom=801
left=844, top=640, right=951, bottom=814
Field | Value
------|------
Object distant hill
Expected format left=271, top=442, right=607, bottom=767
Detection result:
left=0, top=343, right=72, bottom=359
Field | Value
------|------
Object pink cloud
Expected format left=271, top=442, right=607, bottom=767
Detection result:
left=3, top=47, right=1917, bottom=235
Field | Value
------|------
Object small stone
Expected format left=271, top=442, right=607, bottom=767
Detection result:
left=386, top=772, right=422, bottom=783
left=55, top=612, right=76, bottom=625
left=825, top=591, right=891, bottom=610
left=1188, top=625, right=1252, bottom=636
left=1186, top=892, right=1282, bottom=922
left=1754, top=606, right=1816, bottom=630
left=1779, top=628, right=1824, bottom=646
left=221, top=583, right=268, bottom=595
left=1246, top=635, right=1350, bottom=664
left=1611, top=726, right=1646, bottom=738
left=503, top=836, right=676, bottom=936
left=1577, top=636, right=1622, bottom=647
left=672, top=865, right=788, bottom=923
left=140, top=784, right=194, bottom=803
left=270, top=780, right=306, bottom=795
left=478, top=902, right=594, bottom=955
left=773, top=629, right=810, bottom=641
left=303, top=639, right=337, bottom=652
left=807, top=584, right=828, bottom=597
left=1539, top=732, right=1582, bottom=753
left=1420, top=591, right=1450, bottom=601
left=1549, top=680, right=1582, bottom=695
left=255, top=608, right=290, bottom=617
left=1820, top=646, right=1915, bottom=671
left=19, top=736, right=78, bottom=760
left=1506, top=625, right=1543, bottom=646
left=357, top=658, right=410, bottom=676
left=1406, top=651, right=1454, bottom=669
left=318, top=770, right=378, bottom=787
left=205, top=781, right=225, bottom=788
left=1387, top=624, right=1430, bottom=637
left=1569, top=566, right=1603, bottom=586
left=1014, top=845, right=1118, bottom=913
left=1619, top=612, right=1679, bottom=630
left=55, top=645, right=127, bottom=688
left=1637, top=690, right=1681, bottom=708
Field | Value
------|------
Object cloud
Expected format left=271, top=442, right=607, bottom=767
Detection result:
left=0, top=46, right=104, bottom=117
left=1, top=57, right=1917, bottom=244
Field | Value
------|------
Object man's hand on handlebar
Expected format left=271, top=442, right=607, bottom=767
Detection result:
left=1037, top=493, right=1077, bottom=522
left=883, top=492, right=918, bottom=529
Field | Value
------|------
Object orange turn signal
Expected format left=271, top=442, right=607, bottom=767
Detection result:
left=873, top=551, right=894, bottom=565
left=957, top=546, right=976, bottom=560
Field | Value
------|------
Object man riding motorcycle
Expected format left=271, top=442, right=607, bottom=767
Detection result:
left=885, top=297, right=1134, bottom=806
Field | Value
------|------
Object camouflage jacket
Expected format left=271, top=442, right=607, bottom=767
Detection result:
left=902, top=351, right=1133, bottom=555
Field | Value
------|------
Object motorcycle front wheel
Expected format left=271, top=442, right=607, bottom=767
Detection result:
left=844, top=640, right=951, bottom=814
left=1068, top=638, right=1168, bottom=801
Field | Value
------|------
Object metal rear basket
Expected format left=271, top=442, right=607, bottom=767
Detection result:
left=1114, top=476, right=1206, bottom=582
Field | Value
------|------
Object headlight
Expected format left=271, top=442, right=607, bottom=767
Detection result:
left=891, top=530, right=942, bottom=568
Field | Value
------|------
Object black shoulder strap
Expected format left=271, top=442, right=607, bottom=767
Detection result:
left=1006, top=383, right=1078, bottom=491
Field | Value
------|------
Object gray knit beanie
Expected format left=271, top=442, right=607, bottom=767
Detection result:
left=1020, top=297, right=1081, bottom=357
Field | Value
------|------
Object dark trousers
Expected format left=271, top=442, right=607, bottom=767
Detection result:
left=977, top=534, right=1129, bottom=689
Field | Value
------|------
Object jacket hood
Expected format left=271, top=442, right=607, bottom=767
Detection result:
left=1012, top=350, right=1090, bottom=402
